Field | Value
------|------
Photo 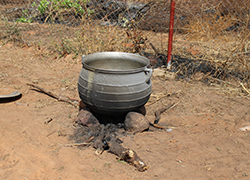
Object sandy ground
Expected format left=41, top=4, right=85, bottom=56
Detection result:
left=0, top=44, right=250, bottom=180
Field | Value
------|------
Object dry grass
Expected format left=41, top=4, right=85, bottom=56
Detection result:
left=171, top=0, right=250, bottom=87
left=0, top=0, right=249, bottom=88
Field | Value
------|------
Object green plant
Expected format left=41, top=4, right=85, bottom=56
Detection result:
left=16, top=9, right=33, bottom=23
left=54, top=38, right=75, bottom=58
left=32, top=2, right=37, bottom=7
left=117, top=159, right=125, bottom=164
left=37, top=0, right=94, bottom=22
left=104, top=162, right=111, bottom=167
left=57, top=166, right=64, bottom=171
left=38, top=0, right=50, bottom=15
left=62, top=78, right=68, bottom=83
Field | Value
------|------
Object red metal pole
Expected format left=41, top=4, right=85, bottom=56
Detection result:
left=166, top=0, right=176, bottom=69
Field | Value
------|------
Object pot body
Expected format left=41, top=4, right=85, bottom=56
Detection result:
left=78, top=52, right=152, bottom=115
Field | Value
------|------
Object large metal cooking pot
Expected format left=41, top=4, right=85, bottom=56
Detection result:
left=78, top=52, right=152, bottom=115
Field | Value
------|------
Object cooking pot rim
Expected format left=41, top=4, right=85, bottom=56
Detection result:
left=81, top=52, right=150, bottom=74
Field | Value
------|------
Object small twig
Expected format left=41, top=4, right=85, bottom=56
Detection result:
left=65, top=136, right=94, bottom=147
left=146, top=93, right=170, bottom=106
left=146, top=90, right=181, bottom=106
left=26, top=83, right=80, bottom=108
left=154, top=101, right=179, bottom=124
left=240, top=82, right=250, bottom=95
left=46, top=131, right=56, bottom=137
left=64, top=142, right=91, bottom=147
left=149, top=42, right=159, bottom=55
left=163, top=101, right=180, bottom=111
left=208, top=76, right=234, bottom=86
left=150, top=123, right=165, bottom=129
left=44, top=117, right=53, bottom=125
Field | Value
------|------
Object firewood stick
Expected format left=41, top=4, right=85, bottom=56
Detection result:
left=153, top=101, right=179, bottom=125
left=26, top=83, right=80, bottom=108
left=154, top=102, right=175, bottom=124
left=107, top=137, right=148, bottom=172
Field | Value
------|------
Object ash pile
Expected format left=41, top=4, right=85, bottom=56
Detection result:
left=71, top=106, right=152, bottom=172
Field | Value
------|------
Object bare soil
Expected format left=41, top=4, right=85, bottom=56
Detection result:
left=0, top=44, right=250, bottom=180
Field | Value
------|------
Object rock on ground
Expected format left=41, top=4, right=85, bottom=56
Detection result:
left=124, top=112, right=150, bottom=133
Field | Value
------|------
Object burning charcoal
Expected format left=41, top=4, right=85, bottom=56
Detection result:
left=76, top=109, right=100, bottom=127
left=124, top=112, right=150, bottom=133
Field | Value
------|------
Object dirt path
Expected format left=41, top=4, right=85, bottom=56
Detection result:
left=0, top=44, right=250, bottom=180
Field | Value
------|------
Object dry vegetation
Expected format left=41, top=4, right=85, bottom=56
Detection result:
left=0, top=0, right=249, bottom=89
left=174, top=0, right=250, bottom=87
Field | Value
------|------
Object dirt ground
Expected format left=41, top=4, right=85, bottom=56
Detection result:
left=0, top=44, right=250, bottom=180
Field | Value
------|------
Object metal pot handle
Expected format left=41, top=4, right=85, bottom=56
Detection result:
left=81, top=55, right=86, bottom=64
left=144, top=68, right=152, bottom=83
